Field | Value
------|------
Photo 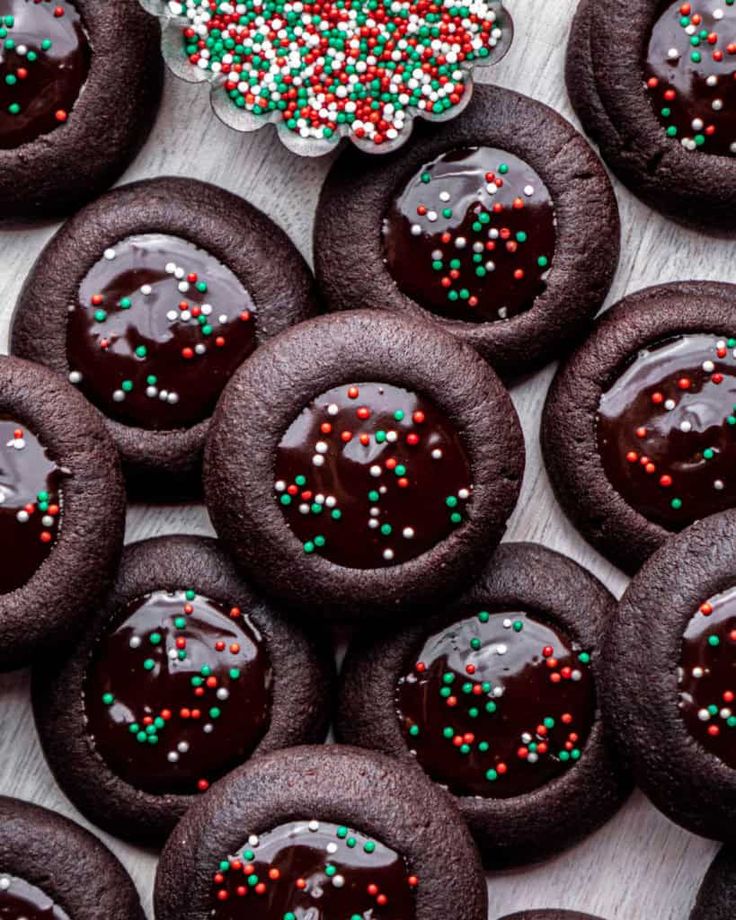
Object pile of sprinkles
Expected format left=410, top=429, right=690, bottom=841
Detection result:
left=597, top=333, right=736, bottom=531
left=383, top=147, right=556, bottom=323
left=0, top=418, right=62, bottom=596
left=273, top=382, right=472, bottom=569
left=645, top=0, right=736, bottom=156
left=680, top=585, right=736, bottom=768
left=396, top=609, right=595, bottom=798
left=67, top=234, right=256, bottom=432
left=167, top=0, right=511, bottom=147
left=84, top=588, right=272, bottom=795
left=211, top=820, right=418, bottom=918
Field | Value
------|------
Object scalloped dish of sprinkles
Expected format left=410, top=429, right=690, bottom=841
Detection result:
left=645, top=0, right=736, bottom=156
left=273, top=382, right=473, bottom=569
left=211, top=820, right=418, bottom=918
left=395, top=610, right=595, bottom=798
left=167, top=0, right=511, bottom=147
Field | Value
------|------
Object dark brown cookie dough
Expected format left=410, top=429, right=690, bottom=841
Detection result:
left=315, top=84, right=620, bottom=378
left=566, top=0, right=736, bottom=233
left=603, top=508, right=736, bottom=842
left=204, top=310, right=524, bottom=618
left=0, top=796, right=144, bottom=920
left=32, top=535, right=334, bottom=845
left=499, top=913, right=606, bottom=920
left=0, top=355, right=125, bottom=671
left=336, top=543, right=629, bottom=867
left=542, top=281, right=736, bottom=575
left=11, top=176, right=319, bottom=494
left=0, top=0, right=162, bottom=220
left=692, top=848, right=736, bottom=920
left=154, top=744, right=488, bottom=920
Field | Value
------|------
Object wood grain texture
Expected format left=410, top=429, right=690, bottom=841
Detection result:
left=0, top=0, right=732, bottom=916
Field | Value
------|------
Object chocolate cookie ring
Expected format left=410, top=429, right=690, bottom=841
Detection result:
left=692, top=848, right=736, bottom=919
left=604, top=509, right=736, bottom=842
left=11, top=176, right=318, bottom=493
left=566, top=0, right=736, bottom=233
left=0, top=356, right=125, bottom=671
left=542, top=281, right=736, bottom=575
left=315, top=85, right=620, bottom=378
left=0, top=796, right=144, bottom=920
left=33, top=535, right=334, bottom=845
left=204, top=310, right=524, bottom=618
left=154, top=745, right=488, bottom=920
left=336, top=543, right=628, bottom=866
left=0, top=0, right=162, bottom=220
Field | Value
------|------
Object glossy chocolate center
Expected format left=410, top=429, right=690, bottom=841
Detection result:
left=0, top=0, right=90, bottom=150
left=212, top=820, right=418, bottom=919
left=597, top=333, right=736, bottom=530
left=0, top=416, right=62, bottom=596
left=84, top=589, right=272, bottom=795
left=645, top=0, right=736, bottom=156
left=382, top=147, right=556, bottom=323
left=680, top=586, right=736, bottom=768
left=273, top=382, right=472, bottom=569
left=396, top=610, right=595, bottom=798
left=67, top=234, right=257, bottom=431
left=0, top=876, right=69, bottom=919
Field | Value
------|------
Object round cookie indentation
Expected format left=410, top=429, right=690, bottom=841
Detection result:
left=597, top=333, right=736, bottom=531
left=644, top=0, right=736, bottom=157
left=383, top=147, right=555, bottom=324
left=273, top=382, right=472, bottom=569
left=0, top=875, right=70, bottom=920
left=0, top=0, right=90, bottom=151
left=84, top=589, right=272, bottom=795
left=679, top=586, right=736, bottom=767
left=211, top=820, right=418, bottom=919
left=67, top=234, right=257, bottom=431
left=0, top=416, right=62, bottom=596
left=395, top=609, right=595, bottom=798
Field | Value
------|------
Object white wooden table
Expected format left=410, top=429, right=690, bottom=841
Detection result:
left=1, top=1, right=733, bottom=916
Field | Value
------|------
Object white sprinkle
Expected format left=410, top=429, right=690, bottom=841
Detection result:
left=496, top=644, right=508, bottom=655
left=524, top=184, right=535, bottom=196
left=312, top=454, right=325, bottom=467
left=327, top=403, right=339, bottom=416
left=698, top=708, right=711, bottom=721
left=332, top=875, right=345, bottom=888
left=178, top=741, right=190, bottom=753
left=167, top=310, right=179, bottom=322
left=167, top=752, right=179, bottom=763
left=69, top=371, right=82, bottom=384
left=113, top=389, right=125, bottom=402
left=308, top=820, right=320, bottom=832
left=104, top=248, right=116, bottom=261
left=439, top=191, right=451, bottom=202
left=714, top=480, right=725, bottom=491
left=315, top=440, right=328, bottom=454
left=370, top=464, right=382, bottom=477
left=431, top=448, right=443, bottom=460
left=403, top=527, right=414, bottom=539
left=129, top=636, right=142, bottom=649
left=15, top=510, right=29, bottom=524
left=141, top=284, right=153, bottom=296
left=383, top=548, right=394, bottom=561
